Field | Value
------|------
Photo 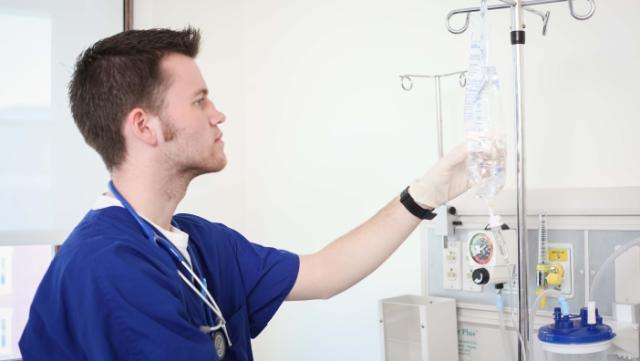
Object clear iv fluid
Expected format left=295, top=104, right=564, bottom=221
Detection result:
left=468, top=130, right=506, bottom=199
left=467, top=137, right=506, bottom=199
left=465, top=65, right=507, bottom=199
left=463, top=1, right=506, bottom=200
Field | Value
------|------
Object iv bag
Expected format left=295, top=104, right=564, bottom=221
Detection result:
left=463, top=0, right=507, bottom=200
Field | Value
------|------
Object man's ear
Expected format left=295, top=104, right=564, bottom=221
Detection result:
left=124, top=107, right=159, bottom=146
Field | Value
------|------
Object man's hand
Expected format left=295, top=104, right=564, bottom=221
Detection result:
left=408, top=144, right=470, bottom=209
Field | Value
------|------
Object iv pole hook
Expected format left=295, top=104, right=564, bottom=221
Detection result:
left=446, top=12, right=471, bottom=34
left=568, top=0, right=596, bottom=20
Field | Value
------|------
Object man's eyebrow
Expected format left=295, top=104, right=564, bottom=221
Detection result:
left=193, top=88, right=208, bottom=98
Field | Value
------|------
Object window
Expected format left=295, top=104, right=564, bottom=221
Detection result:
left=0, top=2, right=123, bottom=358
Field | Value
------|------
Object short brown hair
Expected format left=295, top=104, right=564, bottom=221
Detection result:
left=68, top=27, right=201, bottom=171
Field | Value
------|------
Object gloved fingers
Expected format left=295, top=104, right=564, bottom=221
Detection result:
left=410, top=143, right=472, bottom=209
left=449, top=164, right=471, bottom=199
left=442, top=143, right=468, bottom=168
left=445, top=144, right=471, bottom=200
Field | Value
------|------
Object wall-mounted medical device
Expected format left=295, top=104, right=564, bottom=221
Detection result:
left=467, top=230, right=514, bottom=286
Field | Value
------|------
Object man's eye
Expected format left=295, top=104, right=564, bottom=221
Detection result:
left=194, top=98, right=205, bottom=106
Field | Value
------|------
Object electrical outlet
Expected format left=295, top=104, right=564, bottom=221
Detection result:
left=0, top=308, right=12, bottom=356
left=0, top=248, right=13, bottom=295
left=443, top=241, right=462, bottom=290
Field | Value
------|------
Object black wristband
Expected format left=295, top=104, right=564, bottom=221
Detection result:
left=400, top=186, right=437, bottom=220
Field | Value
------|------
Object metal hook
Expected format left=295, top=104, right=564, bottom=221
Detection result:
left=446, top=11, right=471, bottom=34
left=458, top=72, right=467, bottom=88
left=447, top=2, right=548, bottom=36
left=517, top=4, right=551, bottom=36
left=400, top=76, right=413, bottom=91
left=499, top=0, right=551, bottom=36
left=568, top=0, right=596, bottom=20
left=446, top=0, right=589, bottom=36
left=541, top=10, right=550, bottom=35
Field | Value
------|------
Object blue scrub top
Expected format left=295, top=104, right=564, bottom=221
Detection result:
left=19, top=206, right=300, bottom=361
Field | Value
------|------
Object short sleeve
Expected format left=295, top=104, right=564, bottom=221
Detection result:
left=226, top=229, right=300, bottom=337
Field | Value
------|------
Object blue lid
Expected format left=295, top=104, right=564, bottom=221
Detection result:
left=538, top=307, right=615, bottom=344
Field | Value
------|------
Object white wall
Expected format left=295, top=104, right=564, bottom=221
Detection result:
left=134, top=1, right=640, bottom=360
left=135, top=0, right=248, bottom=230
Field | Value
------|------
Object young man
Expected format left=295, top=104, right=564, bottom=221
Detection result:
left=19, top=28, right=470, bottom=360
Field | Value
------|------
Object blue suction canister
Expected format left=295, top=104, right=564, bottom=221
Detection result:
left=538, top=306, right=615, bottom=355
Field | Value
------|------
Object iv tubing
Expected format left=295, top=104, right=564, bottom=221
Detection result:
left=492, top=225, right=527, bottom=361
left=498, top=306, right=514, bottom=360
left=529, top=289, right=562, bottom=361
left=589, top=237, right=640, bottom=302
left=507, top=285, right=528, bottom=361
left=497, top=294, right=528, bottom=361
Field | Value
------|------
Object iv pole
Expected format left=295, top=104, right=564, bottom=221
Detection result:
left=398, top=71, right=467, bottom=159
left=399, top=72, right=467, bottom=250
left=512, top=2, right=530, bottom=356
left=445, top=0, right=596, bottom=360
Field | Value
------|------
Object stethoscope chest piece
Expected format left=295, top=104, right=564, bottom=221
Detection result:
left=212, top=330, right=227, bottom=359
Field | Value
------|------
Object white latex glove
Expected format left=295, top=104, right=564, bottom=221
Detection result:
left=408, top=144, right=470, bottom=209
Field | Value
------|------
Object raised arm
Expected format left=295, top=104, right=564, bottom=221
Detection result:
left=287, top=145, right=469, bottom=300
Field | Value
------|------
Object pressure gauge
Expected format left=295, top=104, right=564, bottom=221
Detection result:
left=467, top=229, right=514, bottom=286
left=469, top=232, right=494, bottom=265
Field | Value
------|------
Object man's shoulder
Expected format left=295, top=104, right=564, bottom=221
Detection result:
left=64, top=207, right=144, bottom=248
left=45, top=206, right=193, bottom=285
left=56, top=207, right=162, bottom=271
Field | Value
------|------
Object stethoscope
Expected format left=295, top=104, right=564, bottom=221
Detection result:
left=108, top=181, right=232, bottom=359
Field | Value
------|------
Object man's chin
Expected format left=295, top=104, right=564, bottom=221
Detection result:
left=205, top=156, right=228, bottom=174
left=212, top=159, right=227, bottom=173
left=184, top=157, right=227, bottom=179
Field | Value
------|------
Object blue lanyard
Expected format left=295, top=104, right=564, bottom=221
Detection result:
left=107, top=181, right=216, bottom=326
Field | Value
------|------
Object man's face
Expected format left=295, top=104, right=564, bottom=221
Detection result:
left=156, top=53, right=227, bottom=177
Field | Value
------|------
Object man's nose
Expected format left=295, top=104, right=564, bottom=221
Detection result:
left=209, top=107, right=226, bottom=126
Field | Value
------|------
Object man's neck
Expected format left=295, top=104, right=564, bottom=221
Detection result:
left=111, top=169, right=191, bottom=230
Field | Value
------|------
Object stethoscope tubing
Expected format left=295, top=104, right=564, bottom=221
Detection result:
left=107, top=181, right=232, bottom=347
